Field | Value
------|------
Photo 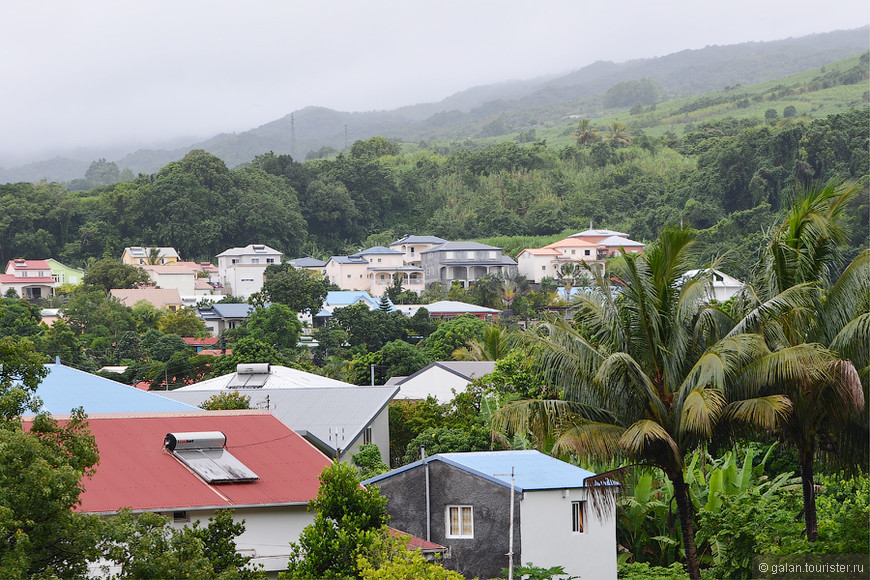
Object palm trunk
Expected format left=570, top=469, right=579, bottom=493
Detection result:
left=799, top=448, right=818, bottom=542
left=672, top=471, right=701, bottom=580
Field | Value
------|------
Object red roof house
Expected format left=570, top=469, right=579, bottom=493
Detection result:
left=27, top=410, right=332, bottom=572
left=0, top=259, right=57, bottom=299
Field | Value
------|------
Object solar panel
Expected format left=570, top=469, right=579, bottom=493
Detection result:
left=164, top=432, right=259, bottom=484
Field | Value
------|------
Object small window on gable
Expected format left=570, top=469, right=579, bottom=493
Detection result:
left=363, top=426, right=372, bottom=445
left=446, top=505, right=473, bottom=538
left=572, top=501, right=585, bottom=533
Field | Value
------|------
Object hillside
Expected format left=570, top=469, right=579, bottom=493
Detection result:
left=1, top=27, right=866, bottom=183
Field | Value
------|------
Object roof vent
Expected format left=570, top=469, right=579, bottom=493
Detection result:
left=164, top=431, right=259, bottom=484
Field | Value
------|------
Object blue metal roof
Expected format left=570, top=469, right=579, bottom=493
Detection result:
left=26, top=363, right=199, bottom=415
left=364, top=450, right=601, bottom=492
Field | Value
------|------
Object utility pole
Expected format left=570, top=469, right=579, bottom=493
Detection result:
left=495, top=467, right=516, bottom=580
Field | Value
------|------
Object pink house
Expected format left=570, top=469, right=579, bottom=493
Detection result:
left=0, top=259, right=57, bottom=299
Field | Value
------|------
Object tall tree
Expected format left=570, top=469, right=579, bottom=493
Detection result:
left=492, top=228, right=790, bottom=580
left=727, top=180, right=867, bottom=542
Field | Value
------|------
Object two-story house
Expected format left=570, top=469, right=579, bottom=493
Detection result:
left=568, top=229, right=645, bottom=258
left=420, top=241, right=517, bottom=288
left=121, top=246, right=180, bottom=265
left=0, top=259, right=57, bottom=299
left=388, top=235, right=448, bottom=267
left=325, top=246, right=423, bottom=293
left=215, top=244, right=282, bottom=299
left=518, top=230, right=645, bottom=283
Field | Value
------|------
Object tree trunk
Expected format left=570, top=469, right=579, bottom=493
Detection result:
left=672, top=471, right=701, bottom=580
left=799, top=448, right=818, bottom=542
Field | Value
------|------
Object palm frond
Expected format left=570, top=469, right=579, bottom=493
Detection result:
left=618, top=419, right=681, bottom=471
left=681, top=387, right=726, bottom=437
left=721, top=395, right=792, bottom=430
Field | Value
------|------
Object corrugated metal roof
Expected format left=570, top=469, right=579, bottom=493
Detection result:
left=420, top=241, right=502, bottom=253
left=27, top=410, right=331, bottom=513
left=289, top=257, right=328, bottom=268
left=352, top=246, right=403, bottom=256
left=175, top=364, right=354, bottom=390
left=157, top=386, right=398, bottom=454
left=390, top=235, right=448, bottom=246
left=365, top=450, right=602, bottom=492
left=22, top=363, right=198, bottom=415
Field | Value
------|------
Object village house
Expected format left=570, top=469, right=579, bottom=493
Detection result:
left=0, top=259, right=57, bottom=300
left=45, top=258, right=85, bottom=286
left=364, top=450, right=618, bottom=580
left=324, top=246, right=424, bottom=293
left=110, top=287, right=185, bottom=312
left=388, top=361, right=497, bottom=404
left=158, top=368, right=398, bottom=465
left=23, top=410, right=332, bottom=575
left=215, top=244, right=282, bottom=299
left=121, top=246, right=180, bottom=265
left=420, top=241, right=517, bottom=288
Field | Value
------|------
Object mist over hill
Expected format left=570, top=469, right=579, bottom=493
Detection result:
left=2, top=26, right=867, bottom=184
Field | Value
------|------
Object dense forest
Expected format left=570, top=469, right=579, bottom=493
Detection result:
left=1, top=106, right=866, bottom=280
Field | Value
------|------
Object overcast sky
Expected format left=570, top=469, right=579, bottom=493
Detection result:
left=1, top=0, right=867, bottom=164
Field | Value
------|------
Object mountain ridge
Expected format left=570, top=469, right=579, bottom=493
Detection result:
left=2, top=26, right=867, bottom=183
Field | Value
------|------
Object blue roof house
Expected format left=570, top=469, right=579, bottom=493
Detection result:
left=22, top=361, right=199, bottom=415
left=363, top=450, right=617, bottom=579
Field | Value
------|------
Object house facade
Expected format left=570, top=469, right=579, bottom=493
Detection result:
left=325, top=246, right=423, bottom=293
left=215, top=244, right=282, bottom=299
left=121, top=246, right=180, bottom=265
left=45, top=258, right=85, bottom=286
left=389, top=235, right=448, bottom=267
left=29, top=410, right=332, bottom=575
left=364, top=450, right=617, bottom=580
left=420, top=242, right=517, bottom=288
left=109, top=288, right=184, bottom=311
left=196, top=303, right=255, bottom=335
left=519, top=231, right=643, bottom=283
left=0, top=259, right=57, bottom=299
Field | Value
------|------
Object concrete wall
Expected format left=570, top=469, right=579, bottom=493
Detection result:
left=520, top=487, right=617, bottom=579
left=372, top=461, right=521, bottom=580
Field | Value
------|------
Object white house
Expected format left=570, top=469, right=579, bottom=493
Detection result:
left=215, top=244, right=282, bottom=299
left=392, top=361, right=496, bottom=404
left=684, top=268, right=745, bottom=302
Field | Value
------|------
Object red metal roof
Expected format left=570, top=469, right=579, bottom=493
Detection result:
left=183, top=337, right=220, bottom=347
left=27, top=410, right=331, bottom=514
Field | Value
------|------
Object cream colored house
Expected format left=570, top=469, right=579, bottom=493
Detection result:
left=518, top=238, right=605, bottom=283
left=389, top=235, right=448, bottom=267
left=110, top=288, right=184, bottom=311
left=121, top=246, right=180, bottom=265
left=325, top=246, right=423, bottom=293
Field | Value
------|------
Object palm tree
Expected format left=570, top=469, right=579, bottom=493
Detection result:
left=726, top=180, right=867, bottom=542
left=573, top=118, right=599, bottom=147
left=605, top=121, right=631, bottom=148
left=492, top=227, right=789, bottom=580
left=453, top=324, right=513, bottom=361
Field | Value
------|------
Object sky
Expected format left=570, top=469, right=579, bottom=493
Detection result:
left=1, top=0, right=868, bottom=164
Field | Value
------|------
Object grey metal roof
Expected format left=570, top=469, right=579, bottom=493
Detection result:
left=289, top=257, right=327, bottom=267
left=198, top=303, right=256, bottom=320
left=390, top=235, right=448, bottom=246
left=215, top=244, right=282, bottom=257
left=397, top=361, right=497, bottom=385
left=157, top=386, right=399, bottom=456
left=328, top=255, right=368, bottom=264
left=352, top=246, right=403, bottom=256
left=420, top=241, right=503, bottom=253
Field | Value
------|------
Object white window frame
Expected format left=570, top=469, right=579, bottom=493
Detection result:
left=572, top=500, right=585, bottom=534
left=446, top=505, right=473, bottom=538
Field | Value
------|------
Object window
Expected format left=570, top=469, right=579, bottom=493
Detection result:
left=446, top=505, right=473, bottom=538
left=571, top=249, right=576, bottom=255
left=572, top=501, right=585, bottom=533
left=445, top=252, right=454, bottom=259
left=173, top=511, right=189, bottom=523
left=231, top=259, right=239, bottom=264
left=584, top=250, right=591, bottom=256
left=251, top=258, right=260, bottom=264
left=377, top=258, right=382, bottom=263
left=541, top=265, right=546, bottom=271
left=266, top=258, right=275, bottom=264
left=363, top=426, right=372, bottom=445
